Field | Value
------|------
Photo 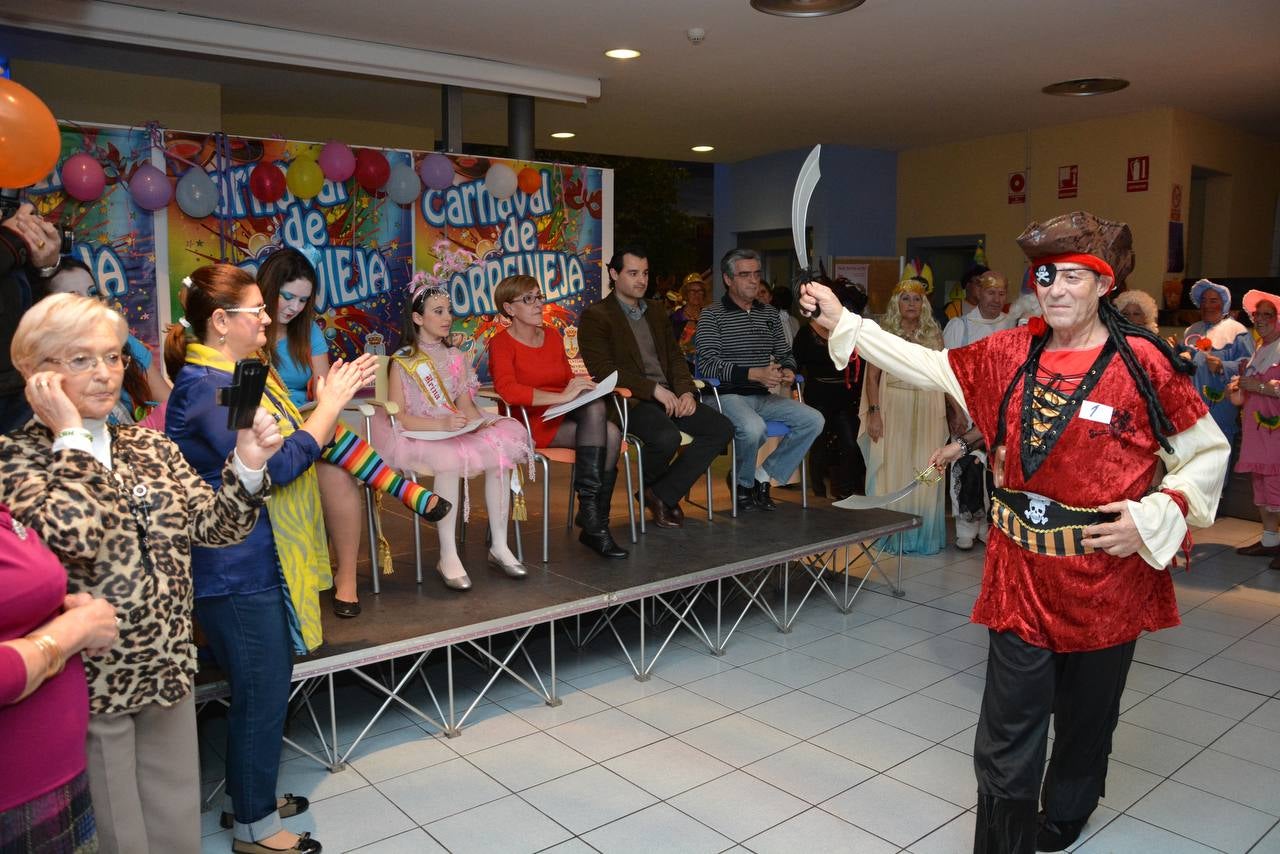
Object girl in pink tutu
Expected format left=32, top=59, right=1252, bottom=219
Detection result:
left=373, top=283, right=532, bottom=590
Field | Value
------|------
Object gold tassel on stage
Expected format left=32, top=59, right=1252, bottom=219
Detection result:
left=511, top=468, right=528, bottom=522
left=373, top=493, right=395, bottom=575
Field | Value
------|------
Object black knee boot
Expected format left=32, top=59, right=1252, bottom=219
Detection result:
left=973, top=794, right=1038, bottom=854
left=573, top=447, right=628, bottom=559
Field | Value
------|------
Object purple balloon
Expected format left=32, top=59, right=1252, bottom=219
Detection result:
left=318, top=140, right=356, bottom=182
left=418, top=153, right=455, bottom=191
left=128, top=162, right=172, bottom=211
left=61, top=153, right=106, bottom=202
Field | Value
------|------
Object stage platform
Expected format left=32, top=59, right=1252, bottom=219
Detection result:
left=195, top=480, right=920, bottom=777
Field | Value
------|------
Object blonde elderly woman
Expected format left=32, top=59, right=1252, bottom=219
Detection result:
left=0, top=293, right=281, bottom=854
left=861, top=275, right=948, bottom=554
left=1113, top=290, right=1160, bottom=334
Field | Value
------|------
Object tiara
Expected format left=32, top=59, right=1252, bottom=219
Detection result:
left=409, top=271, right=449, bottom=301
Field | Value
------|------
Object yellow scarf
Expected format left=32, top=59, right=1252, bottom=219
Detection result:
left=184, top=343, right=331, bottom=652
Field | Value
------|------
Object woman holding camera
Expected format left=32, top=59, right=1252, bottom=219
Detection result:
left=165, top=263, right=374, bottom=854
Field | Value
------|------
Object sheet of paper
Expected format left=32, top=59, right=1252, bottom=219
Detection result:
left=401, top=418, right=487, bottom=441
left=541, top=371, right=618, bottom=420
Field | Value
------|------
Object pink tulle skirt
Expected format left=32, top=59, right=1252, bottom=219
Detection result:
left=370, top=412, right=531, bottom=478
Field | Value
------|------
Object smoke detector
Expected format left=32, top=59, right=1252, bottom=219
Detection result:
left=687, top=27, right=707, bottom=44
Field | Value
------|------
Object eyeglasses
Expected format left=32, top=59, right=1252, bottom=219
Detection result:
left=223, top=304, right=269, bottom=317
left=515, top=293, right=546, bottom=306
left=44, top=351, right=131, bottom=374
left=733, top=270, right=763, bottom=280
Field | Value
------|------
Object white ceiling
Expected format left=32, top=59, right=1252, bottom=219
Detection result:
left=5, top=0, right=1280, bottom=161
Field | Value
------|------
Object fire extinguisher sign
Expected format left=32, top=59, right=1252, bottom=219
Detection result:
left=1127, top=156, right=1150, bottom=192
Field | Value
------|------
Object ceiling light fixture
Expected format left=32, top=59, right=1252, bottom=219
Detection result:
left=1042, top=77, right=1130, bottom=97
left=605, top=48, right=641, bottom=60
left=750, top=0, right=866, bottom=18
left=691, top=145, right=715, bottom=153
left=550, top=132, right=576, bottom=139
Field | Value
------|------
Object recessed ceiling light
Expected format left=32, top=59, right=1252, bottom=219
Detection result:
left=750, top=0, right=866, bottom=17
left=605, top=48, right=641, bottom=60
left=691, top=145, right=715, bottom=153
left=1042, top=77, right=1130, bottom=97
left=550, top=132, right=576, bottom=139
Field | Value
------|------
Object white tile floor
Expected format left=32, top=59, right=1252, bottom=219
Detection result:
left=198, top=516, right=1280, bottom=853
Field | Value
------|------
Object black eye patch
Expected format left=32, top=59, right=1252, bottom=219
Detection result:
left=1033, top=263, right=1056, bottom=287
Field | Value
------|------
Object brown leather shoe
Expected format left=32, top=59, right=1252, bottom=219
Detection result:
left=668, top=500, right=686, bottom=525
left=644, top=487, right=682, bottom=528
left=1237, top=540, right=1280, bottom=556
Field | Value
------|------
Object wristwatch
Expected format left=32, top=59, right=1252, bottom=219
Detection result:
left=957, top=436, right=972, bottom=455
left=867, top=405, right=880, bottom=414
left=36, top=261, right=61, bottom=278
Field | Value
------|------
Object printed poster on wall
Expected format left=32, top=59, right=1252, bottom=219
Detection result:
left=29, top=124, right=161, bottom=349
left=163, top=132, right=415, bottom=361
left=412, top=155, right=605, bottom=381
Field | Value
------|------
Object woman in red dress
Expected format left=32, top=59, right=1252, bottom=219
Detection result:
left=487, top=275, right=627, bottom=559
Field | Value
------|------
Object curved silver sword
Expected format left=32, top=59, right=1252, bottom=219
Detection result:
left=791, top=144, right=822, bottom=273
left=832, top=466, right=943, bottom=510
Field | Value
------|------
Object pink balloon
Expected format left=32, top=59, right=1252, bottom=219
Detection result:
left=318, top=140, right=356, bottom=182
left=61, top=152, right=106, bottom=202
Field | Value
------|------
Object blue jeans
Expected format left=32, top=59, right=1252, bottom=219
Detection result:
left=196, top=588, right=293, bottom=842
left=716, top=393, right=824, bottom=488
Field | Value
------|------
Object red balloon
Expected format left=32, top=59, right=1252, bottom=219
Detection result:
left=354, top=149, right=390, bottom=193
left=249, top=162, right=286, bottom=203
left=517, top=167, right=542, bottom=195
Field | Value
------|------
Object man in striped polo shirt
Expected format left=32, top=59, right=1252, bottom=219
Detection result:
left=694, top=248, right=824, bottom=512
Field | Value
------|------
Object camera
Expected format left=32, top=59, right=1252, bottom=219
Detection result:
left=0, top=187, right=74, bottom=257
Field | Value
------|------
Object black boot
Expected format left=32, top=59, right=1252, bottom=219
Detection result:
left=974, top=794, right=1038, bottom=854
left=573, top=447, right=628, bottom=559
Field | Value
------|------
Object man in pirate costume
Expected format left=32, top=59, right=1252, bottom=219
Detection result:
left=799, top=211, right=1229, bottom=854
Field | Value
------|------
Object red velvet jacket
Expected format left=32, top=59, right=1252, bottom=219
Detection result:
left=948, top=327, right=1206, bottom=652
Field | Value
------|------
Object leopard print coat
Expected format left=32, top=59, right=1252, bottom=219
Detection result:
left=0, top=422, right=268, bottom=715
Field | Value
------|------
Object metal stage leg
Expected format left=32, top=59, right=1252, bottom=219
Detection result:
left=600, top=583, right=716, bottom=680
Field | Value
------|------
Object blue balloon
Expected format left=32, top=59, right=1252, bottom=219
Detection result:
left=175, top=167, right=218, bottom=218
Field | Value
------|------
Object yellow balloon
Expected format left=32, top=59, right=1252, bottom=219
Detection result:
left=286, top=157, right=324, bottom=199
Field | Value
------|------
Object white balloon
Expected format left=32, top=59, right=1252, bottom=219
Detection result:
left=484, top=163, right=518, bottom=200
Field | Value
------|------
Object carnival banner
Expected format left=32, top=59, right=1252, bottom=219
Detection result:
left=163, top=132, right=415, bottom=361
left=412, top=155, right=605, bottom=381
left=28, top=124, right=161, bottom=348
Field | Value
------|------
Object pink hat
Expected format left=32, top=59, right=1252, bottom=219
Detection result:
left=1242, top=289, right=1279, bottom=316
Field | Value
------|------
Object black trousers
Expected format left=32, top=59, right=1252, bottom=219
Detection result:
left=626, top=399, right=734, bottom=507
left=973, top=629, right=1136, bottom=854
left=805, top=382, right=865, bottom=497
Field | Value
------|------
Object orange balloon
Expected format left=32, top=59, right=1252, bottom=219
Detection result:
left=517, top=167, right=542, bottom=195
left=0, top=79, right=61, bottom=187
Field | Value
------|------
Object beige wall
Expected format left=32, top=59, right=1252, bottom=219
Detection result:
left=13, top=59, right=222, bottom=131
left=1170, top=110, right=1280, bottom=279
left=13, top=59, right=437, bottom=152
left=221, top=113, right=435, bottom=152
left=898, top=108, right=1280, bottom=300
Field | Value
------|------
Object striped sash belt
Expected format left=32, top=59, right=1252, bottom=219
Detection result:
left=990, top=487, right=1115, bottom=557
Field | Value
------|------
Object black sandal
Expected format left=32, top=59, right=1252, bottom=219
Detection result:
left=220, top=794, right=309, bottom=829
left=231, top=831, right=321, bottom=854
left=332, top=598, right=361, bottom=618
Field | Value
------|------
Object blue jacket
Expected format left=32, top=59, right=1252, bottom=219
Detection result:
left=166, top=363, right=322, bottom=598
